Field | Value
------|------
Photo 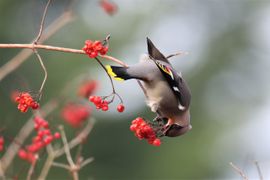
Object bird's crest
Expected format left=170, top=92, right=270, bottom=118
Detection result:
left=146, top=37, right=170, bottom=64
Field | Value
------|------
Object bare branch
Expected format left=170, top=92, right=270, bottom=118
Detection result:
left=0, top=100, right=58, bottom=172
left=34, top=0, right=52, bottom=43
left=0, top=161, right=5, bottom=179
left=38, top=145, right=55, bottom=180
left=166, top=51, right=188, bottom=59
left=254, top=161, right=263, bottom=180
left=58, top=126, right=76, bottom=167
left=80, top=157, right=94, bottom=168
left=0, top=10, right=74, bottom=82
left=230, top=162, right=248, bottom=180
left=51, top=162, right=70, bottom=170
left=27, top=160, right=37, bottom=180
left=54, top=119, right=94, bottom=158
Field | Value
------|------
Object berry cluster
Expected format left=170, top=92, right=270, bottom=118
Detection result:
left=0, top=136, right=4, bottom=152
left=78, top=80, right=98, bottom=98
left=89, top=95, right=125, bottom=113
left=82, top=40, right=108, bottom=58
left=100, top=0, right=117, bottom=16
left=89, top=96, right=109, bottom=111
left=15, top=92, right=39, bottom=113
left=130, top=117, right=161, bottom=146
left=61, top=103, right=91, bottom=127
left=18, top=117, right=60, bottom=164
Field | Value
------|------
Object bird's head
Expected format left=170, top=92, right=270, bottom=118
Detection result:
left=164, top=124, right=192, bottom=137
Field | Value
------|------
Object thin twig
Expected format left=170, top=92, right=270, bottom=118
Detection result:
left=0, top=100, right=58, bottom=172
left=0, top=161, right=5, bottom=179
left=34, top=0, right=52, bottom=43
left=52, top=162, right=70, bottom=170
left=54, top=119, right=94, bottom=158
left=166, top=51, right=188, bottom=59
left=37, top=144, right=55, bottom=180
left=59, top=126, right=80, bottom=180
left=95, top=57, right=116, bottom=93
left=58, top=126, right=76, bottom=167
left=26, top=160, right=37, bottom=180
left=80, top=157, right=94, bottom=168
left=0, top=10, right=74, bottom=82
left=33, top=50, right=48, bottom=98
left=254, top=161, right=263, bottom=180
left=230, top=162, right=248, bottom=180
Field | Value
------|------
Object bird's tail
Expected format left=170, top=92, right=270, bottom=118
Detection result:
left=106, top=65, right=132, bottom=81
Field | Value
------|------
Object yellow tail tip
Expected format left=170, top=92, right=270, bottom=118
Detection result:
left=105, top=65, right=124, bottom=81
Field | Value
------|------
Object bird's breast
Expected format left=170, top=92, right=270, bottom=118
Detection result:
left=143, top=80, right=178, bottom=115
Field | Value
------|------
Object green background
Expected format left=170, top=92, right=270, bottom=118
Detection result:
left=1, top=0, right=270, bottom=179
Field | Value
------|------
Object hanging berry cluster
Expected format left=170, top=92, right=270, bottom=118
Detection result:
left=18, top=117, right=60, bottom=164
left=61, top=103, right=91, bottom=128
left=15, top=92, right=39, bottom=113
left=89, top=95, right=125, bottom=113
left=130, top=117, right=161, bottom=146
left=0, top=136, right=4, bottom=152
left=89, top=96, right=109, bottom=111
left=82, top=40, right=108, bottom=58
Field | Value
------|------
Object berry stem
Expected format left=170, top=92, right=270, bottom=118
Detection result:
left=94, top=57, right=117, bottom=94
left=33, top=49, right=47, bottom=100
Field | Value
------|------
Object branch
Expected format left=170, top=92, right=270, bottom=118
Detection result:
left=230, top=162, right=248, bottom=180
left=38, top=145, right=55, bottom=180
left=0, top=10, right=74, bottom=82
left=58, top=126, right=76, bottom=167
left=26, top=160, right=37, bottom=180
left=0, top=161, right=4, bottom=179
left=34, top=0, right=52, bottom=43
left=254, top=161, right=263, bottom=180
left=0, top=100, right=58, bottom=173
left=54, top=119, right=94, bottom=158
left=51, top=162, right=70, bottom=170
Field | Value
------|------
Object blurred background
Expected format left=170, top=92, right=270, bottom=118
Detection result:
left=1, top=0, right=270, bottom=179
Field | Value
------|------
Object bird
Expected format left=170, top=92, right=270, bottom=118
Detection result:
left=106, top=38, right=192, bottom=137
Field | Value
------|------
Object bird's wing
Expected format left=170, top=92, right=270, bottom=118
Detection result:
left=153, top=60, right=191, bottom=110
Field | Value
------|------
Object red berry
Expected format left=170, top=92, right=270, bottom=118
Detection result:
left=102, top=105, right=109, bottom=111
left=152, top=138, right=161, bottom=146
left=54, top=132, right=61, bottom=139
left=100, top=0, right=117, bottom=16
left=130, top=124, right=137, bottom=131
left=0, top=136, right=4, bottom=145
left=44, top=135, right=53, bottom=145
left=31, top=102, right=39, bottom=109
left=43, top=129, right=51, bottom=135
left=93, top=96, right=102, bottom=105
left=99, top=46, right=109, bottom=55
left=18, top=149, right=28, bottom=160
left=89, top=96, right=95, bottom=102
left=117, top=104, right=125, bottom=113
left=41, top=121, right=49, bottom=129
